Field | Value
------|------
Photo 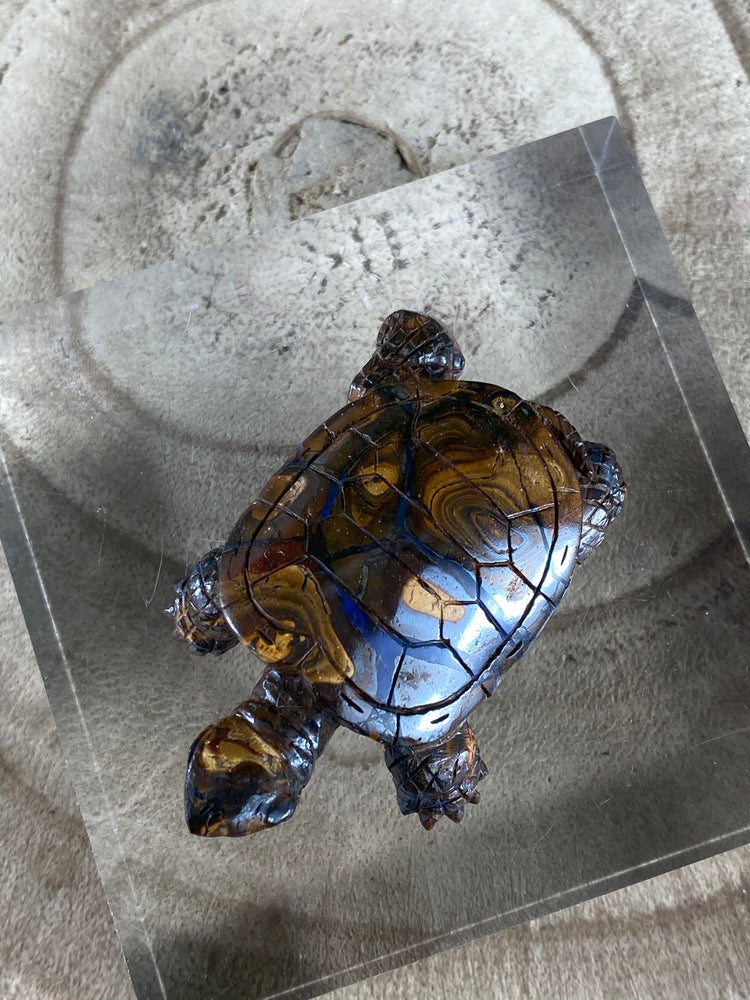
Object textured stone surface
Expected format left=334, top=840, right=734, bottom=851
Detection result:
left=1, top=1, right=749, bottom=999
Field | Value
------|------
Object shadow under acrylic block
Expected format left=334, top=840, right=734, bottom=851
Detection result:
left=1, top=118, right=749, bottom=1000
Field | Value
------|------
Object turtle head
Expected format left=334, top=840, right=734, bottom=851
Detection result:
left=167, top=549, right=239, bottom=656
left=185, top=713, right=298, bottom=836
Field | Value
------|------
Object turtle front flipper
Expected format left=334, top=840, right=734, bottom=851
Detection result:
left=384, top=724, right=487, bottom=830
left=349, top=310, right=465, bottom=400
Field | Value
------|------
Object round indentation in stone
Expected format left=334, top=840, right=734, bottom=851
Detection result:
left=251, top=111, right=422, bottom=228
left=57, top=0, right=619, bottom=292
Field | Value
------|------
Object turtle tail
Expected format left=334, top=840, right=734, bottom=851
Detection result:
left=349, top=310, right=464, bottom=399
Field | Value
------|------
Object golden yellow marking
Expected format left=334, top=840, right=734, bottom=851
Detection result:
left=199, top=723, right=283, bottom=773
left=402, top=576, right=465, bottom=622
left=356, top=454, right=399, bottom=496
left=252, top=631, right=295, bottom=663
left=301, top=645, right=351, bottom=687
left=442, top=601, right=467, bottom=623
left=360, top=473, right=390, bottom=495
left=375, top=461, right=399, bottom=487
left=252, top=565, right=355, bottom=682
left=374, top=435, right=403, bottom=481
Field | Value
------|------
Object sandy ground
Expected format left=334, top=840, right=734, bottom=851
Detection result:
left=1, top=1, right=749, bottom=997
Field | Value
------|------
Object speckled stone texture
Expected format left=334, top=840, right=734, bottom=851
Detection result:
left=1, top=2, right=749, bottom=999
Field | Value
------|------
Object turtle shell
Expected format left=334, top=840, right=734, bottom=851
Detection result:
left=217, top=379, right=583, bottom=744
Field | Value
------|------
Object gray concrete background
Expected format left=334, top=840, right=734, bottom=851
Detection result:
left=0, top=1, right=748, bottom=998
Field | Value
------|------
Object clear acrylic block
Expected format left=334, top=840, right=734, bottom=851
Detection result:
left=1, top=118, right=749, bottom=1000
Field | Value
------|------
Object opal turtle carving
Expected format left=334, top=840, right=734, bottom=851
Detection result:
left=169, top=310, right=625, bottom=834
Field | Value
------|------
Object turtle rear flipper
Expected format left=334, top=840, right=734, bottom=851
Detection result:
left=349, top=310, right=464, bottom=399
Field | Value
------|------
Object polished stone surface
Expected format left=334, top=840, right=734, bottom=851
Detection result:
left=1, top=120, right=749, bottom=1000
